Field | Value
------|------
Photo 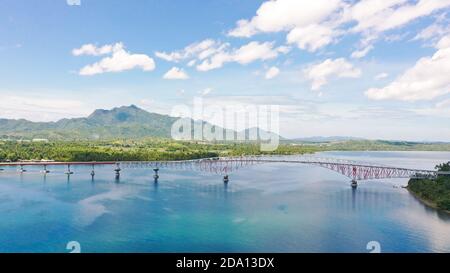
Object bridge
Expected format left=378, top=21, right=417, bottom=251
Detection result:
left=0, top=155, right=438, bottom=188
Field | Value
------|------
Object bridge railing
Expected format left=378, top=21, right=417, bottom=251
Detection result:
left=0, top=155, right=437, bottom=181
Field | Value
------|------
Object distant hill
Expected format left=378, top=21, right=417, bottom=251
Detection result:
left=290, top=136, right=366, bottom=143
left=0, top=105, right=281, bottom=141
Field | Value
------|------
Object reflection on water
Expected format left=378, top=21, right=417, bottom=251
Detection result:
left=0, top=151, right=449, bottom=253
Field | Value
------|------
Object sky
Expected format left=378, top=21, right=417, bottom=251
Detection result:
left=1, top=0, right=450, bottom=141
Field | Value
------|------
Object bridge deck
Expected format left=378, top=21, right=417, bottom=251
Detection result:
left=0, top=161, right=117, bottom=167
left=0, top=157, right=438, bottom=181
left=0, top=158, right=436, bottom=172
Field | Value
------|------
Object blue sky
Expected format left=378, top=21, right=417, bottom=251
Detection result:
left=1, top=0, right=450, bottom=141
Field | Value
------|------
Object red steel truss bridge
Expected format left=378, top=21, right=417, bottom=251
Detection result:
left=0, top=155, right=438, bottom=183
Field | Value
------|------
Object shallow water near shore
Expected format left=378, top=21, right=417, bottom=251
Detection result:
left=0, top=151, right=449, bottom=253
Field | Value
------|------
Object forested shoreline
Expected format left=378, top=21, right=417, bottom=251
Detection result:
left=0, top=139, right=317, bottom=162
left=407, top=162, right=450, bottom=212
left=2, top=138, right=450, bottom=163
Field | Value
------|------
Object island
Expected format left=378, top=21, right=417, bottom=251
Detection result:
left=407, top=162, right=450, bottom=212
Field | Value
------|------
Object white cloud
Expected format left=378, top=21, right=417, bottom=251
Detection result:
left=228, top=0, right=343, bottom=37
left=163, top=67, right=189, bottom=80
left=348, top=0, right=450, bottom=34
left=155, top=39, right=220, bottom=62
left=287, top=24, right=338, bottom=52
left=156, top=38, right=289, bottom=72
left=346, top=0, right=450, bottom=57
left=233, top=41, right=279, bottom=64
left=436, top=33, right=450, bottom=48
left=351, top=45, right=374, bottom=59
left=265, top=66, right=280, bottom=79
left=72, top=43, right=122, bottom=56
left=228, top=0, right=450, bottom=55
left=156, top=39, right=288, bottom=71
left=366, top=35, right=450, bottom=101
left=187, top=59, right=196, bottom=67
left=196, top=51, right=231, bottom=71
left=154, top=51, right=182, bottom=62
left=75, top=43, right=155, bottom=76
left=374, top=72, right=389, bottom=80
left=196, top=41, right=286, bottom=71
left=414, top=22, right=450, bottom=42
left=0, top=94, right=89, bottom=121
left=228, top=19, right=258, bottom=38
left=304, top=58, right=361, bottom=90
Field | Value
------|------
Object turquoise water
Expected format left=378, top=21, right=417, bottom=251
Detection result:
left=0, top=151, right=449, bottom=253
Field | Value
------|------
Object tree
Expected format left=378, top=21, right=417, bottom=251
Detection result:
left=436, top=161, right=450, bottom=172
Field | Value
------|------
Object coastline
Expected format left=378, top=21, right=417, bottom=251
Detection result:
left=406, top=186, right=450, bottom=214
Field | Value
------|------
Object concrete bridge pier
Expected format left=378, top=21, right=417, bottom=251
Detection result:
left=114, top=163, right=121, bottom=179
left=223, top=175, right=229, bottom=183
left=42, top=165, right=50, bottom=174
left=65, top=164, right=74, bottom=175
left=90, top=164, right=95, bottom=178
left=153, top=168, right=159, bottom=182
left=351, top=179, right=358, bottom=189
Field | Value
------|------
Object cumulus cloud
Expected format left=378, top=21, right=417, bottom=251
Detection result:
left=413, top=15, right=450, bottom=47
left=414, top=22, right=449, bottom=41
left=286, top=24, right=339, bottom=52
left=233, top=41, right=280, bottom=64
left=187, top=59, right=197, bottom=67
left=228, top=0, right=450, bottom=54
left=348, top=0, right=450, bottom=34
left=366, top=35, right=450, bottom=101
left=265, top=66, right=280, bottom=79
left=351, top=45, right=374, bottom=59
left=196, top=41, right=286, bottom=71
left=72, top=43, right=122, bottom=56
left=163, top=67, right=189, bottom=80
left=304, top=58, right=361, bottom=90
left=74, top=43, right=155, bottom=76
left=155, top=39, right=221, bottom=62
left=345, top=0, right=450, bottom=55
left=156, top=39, right=288, bottom=72
left=196, top=51, right=232, bottom=72
left=437, top=35, right=450, bottom=48
left=228, top=0, right=343, bottom=37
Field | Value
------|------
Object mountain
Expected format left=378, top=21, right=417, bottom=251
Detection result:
left=0, top=105, right=282, bottom=141
left=0, top=105, right=177, bottom=140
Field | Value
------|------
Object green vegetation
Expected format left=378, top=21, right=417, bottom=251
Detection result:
left=292, top=139, right=450, bottom=151
left=0, top=138, right=317, bottom=162
left=2, top=138, right=450, bottom=163
left=408, top=162, right=450, bottom=211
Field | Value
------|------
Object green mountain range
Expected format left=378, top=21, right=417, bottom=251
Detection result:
left=0, top=105, right=179, bottom=140
left=0, top=105, right=280, bottom=141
